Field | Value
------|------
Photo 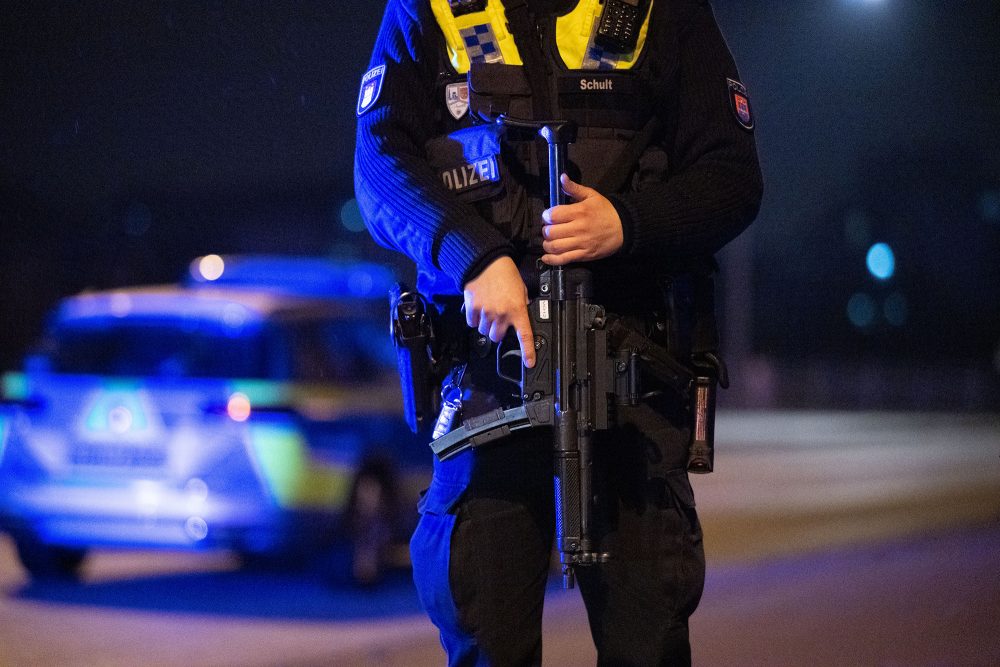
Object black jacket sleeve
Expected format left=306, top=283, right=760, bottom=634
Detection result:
left=354, top=0, right=514, bottom=293
left=608, top=0, right=764, bottom=260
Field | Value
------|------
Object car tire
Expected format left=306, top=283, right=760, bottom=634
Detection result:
left=13, top=534, right=87, bottom=581
left=345, top=456, right=399, bottom=586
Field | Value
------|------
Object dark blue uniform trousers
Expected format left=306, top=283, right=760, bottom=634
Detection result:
left=410, top=391, right=706, bottom=667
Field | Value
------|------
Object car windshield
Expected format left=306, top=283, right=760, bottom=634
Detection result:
left=44, top=320, right=270, bottom=378
left=42, top=317, right=394, bottom=382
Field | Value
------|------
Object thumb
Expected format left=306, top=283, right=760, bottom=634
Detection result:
left=560, top=173, right=594, bottom=201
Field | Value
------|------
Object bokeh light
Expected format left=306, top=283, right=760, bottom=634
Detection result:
left=193, top=254, right=226, bottom=282
left=339, top=199, right=366, bottom=233
left=226, top=392, right=252, bottom=422
left=847, top=292, right=877, bottom=328
left=866, top=243, right=895, bottom=281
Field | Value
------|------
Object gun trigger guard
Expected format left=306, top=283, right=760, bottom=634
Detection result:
left=496, top=346, right=523, bottom=387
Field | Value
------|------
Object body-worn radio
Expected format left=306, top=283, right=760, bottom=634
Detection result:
left=594, top=0, right=648, bottom=53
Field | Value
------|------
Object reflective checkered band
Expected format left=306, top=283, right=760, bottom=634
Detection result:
left=581, top=17, right=620, bottom=70
left=581, top=45, right=619, bottom=70
left=459, top=24, right=504, bottom=64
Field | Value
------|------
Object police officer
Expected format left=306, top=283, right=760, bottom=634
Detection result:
left=355, top=0, right=762, bottom=663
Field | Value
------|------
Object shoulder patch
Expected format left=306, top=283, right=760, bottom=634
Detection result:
left=357, top=65, right=386, bottom=116
left=727, top=78, right=754, bottom=131
left=445, top=82, right=469, bottom=120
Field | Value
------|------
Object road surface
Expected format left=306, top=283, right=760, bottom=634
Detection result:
left=1, top=411, right=998, bottom=666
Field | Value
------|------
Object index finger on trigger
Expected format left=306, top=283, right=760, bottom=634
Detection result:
left=514, top=309, right=536, bottom=369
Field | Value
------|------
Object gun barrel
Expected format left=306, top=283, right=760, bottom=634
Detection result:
left=491, top=115, right=613, bottom=589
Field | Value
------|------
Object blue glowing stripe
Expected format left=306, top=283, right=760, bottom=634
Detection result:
left=185, top=255, right=396, bottom=300
left=55, top=291, right=267, bottom=330
left=0, top=413, right=9, bottom=465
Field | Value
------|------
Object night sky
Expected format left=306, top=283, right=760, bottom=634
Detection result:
left=2, top=1, right=999, bottom=404
left=2, top=1, right=389, bottom=370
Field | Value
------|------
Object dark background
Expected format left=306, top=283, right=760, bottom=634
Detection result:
left=3, top=0, right=999, bottom=408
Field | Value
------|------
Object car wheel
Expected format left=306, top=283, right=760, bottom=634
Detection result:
left=13, top=534, right=87, bottom=581
left=345, top=456, right=399, bottom=586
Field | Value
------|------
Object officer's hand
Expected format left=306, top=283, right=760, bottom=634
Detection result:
left=463, top=255, right=536, bottom=368
left=541, top=174, right=624, bottom=266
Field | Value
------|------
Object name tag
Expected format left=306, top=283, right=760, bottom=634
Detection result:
left=558, top=74, right=633, bottom=95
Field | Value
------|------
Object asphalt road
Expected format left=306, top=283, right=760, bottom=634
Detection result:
left=1, top=411, right=998, bottom=666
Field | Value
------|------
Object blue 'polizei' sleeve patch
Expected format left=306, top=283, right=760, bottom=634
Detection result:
left=425, top=125, right=505, bottom=203
left=440, top=154, right=499, bottom=194
left=357, top=65, right=386, bottom=116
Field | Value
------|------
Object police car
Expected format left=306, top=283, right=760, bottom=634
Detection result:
left=0, top=255, right=428, bottom=584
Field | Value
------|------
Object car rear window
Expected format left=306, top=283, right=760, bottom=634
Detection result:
left=41, top=316, right=394, bottom=382
left=44, top=320, right=270, bottom=378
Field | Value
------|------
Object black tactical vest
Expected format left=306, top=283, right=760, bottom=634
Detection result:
left=425, top=2, right=667, bottom=271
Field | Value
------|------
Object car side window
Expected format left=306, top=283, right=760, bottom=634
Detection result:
left=45, top=321, right=270, bottom=379
left=286, top=318, right=394, bottom=384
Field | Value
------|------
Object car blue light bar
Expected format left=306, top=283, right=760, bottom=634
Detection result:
left=53, top=290, right=267, bottom=330
left=186, top=255, right=395, bottom=300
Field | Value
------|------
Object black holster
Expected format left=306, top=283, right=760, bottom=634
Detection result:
left=390, top=283, right=440, bottom=436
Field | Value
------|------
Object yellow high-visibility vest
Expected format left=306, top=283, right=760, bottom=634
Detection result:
left=429, top=0, right=653, bottom=74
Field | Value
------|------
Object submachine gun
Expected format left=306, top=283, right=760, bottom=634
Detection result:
left=429, top=116, right=716, bottom=588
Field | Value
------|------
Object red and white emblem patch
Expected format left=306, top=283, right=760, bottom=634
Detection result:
left=445, top=82, right=469, bottom=120
left=727, top=78, right=754, bottom=131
